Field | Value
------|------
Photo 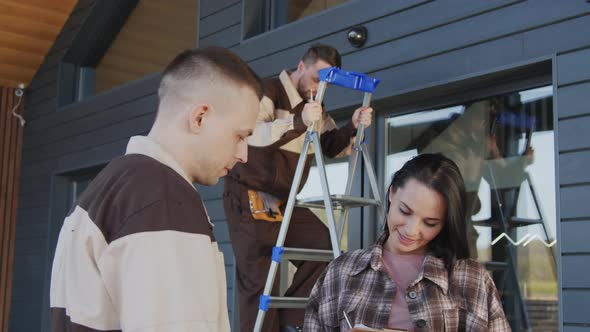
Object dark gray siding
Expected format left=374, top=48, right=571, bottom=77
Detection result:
left=10, top=2, right=97, bottom=331
left=195, top=0, right=590, bottom=331
left=199, top=0, right=241, bottom=48
left=557, top=47, right=590, bottom=331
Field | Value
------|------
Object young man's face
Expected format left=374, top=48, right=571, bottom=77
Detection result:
left=297, top=59, right=332, bottom=100
left=191, top=85, right=259, bottom=186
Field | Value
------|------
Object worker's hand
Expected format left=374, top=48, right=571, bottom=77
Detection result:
left=352, top=106, right=373, bottom=129
left=524, top=146, right=535, bottom=165
left=302, top=101, right=323, bottom=127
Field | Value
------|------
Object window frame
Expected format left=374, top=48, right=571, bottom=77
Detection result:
left=375, top=59, right=556, bottom=331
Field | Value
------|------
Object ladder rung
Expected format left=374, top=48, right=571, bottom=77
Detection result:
left=510, top=217, right=543, bottom=227
left=472, top=217, right=543, bottom=229
left=282, top=247, right=334, bottom=262
left=296, top=195, right=380, bottom=209
left=267, top=296, right=308, bottom=309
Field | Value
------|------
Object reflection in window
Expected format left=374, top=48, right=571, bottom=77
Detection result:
left=274, top=0, right=348, bottom=28
left=244, top=0, right=348, bottom=39
left=93, top=0, right=198, bottom=95
left=385, top=86, right=557, bottom=331
left=298, top=160, right=350, bottom=250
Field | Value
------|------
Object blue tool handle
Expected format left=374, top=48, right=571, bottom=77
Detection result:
left=318, top=67, right=380, bottom=93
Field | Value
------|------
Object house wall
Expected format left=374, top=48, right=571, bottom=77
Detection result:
left=11, top=1, right=590, bottom=331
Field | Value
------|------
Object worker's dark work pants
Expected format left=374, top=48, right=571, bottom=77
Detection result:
left=223, top=177, right=331, bottom=331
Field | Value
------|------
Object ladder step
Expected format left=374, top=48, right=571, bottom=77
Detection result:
left=510, top=217, right=543, bottom=227
left=266, top=296, right=308, bottom=309
left=485, top=261, right=510, bottom=270
left=282, top=247, right=334, bottom=262
left=472, top=217, right=543, bottom=229
left=297, top=194, right=380, bottom=209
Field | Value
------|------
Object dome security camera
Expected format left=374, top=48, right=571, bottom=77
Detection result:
left=347, top=26, right=368, bottom=48
left=15, top=83, right=25, bottom=97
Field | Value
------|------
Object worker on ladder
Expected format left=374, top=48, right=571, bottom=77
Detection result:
left=223, top=44, right=373, bottom=332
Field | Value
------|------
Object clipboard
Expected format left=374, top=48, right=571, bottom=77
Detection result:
left=350, top=327, right=407, bottom=332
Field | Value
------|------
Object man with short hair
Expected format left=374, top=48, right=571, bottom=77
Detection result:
left=224, top=44, right=373, bottom=331
left=50, top=47, right=262, bottom=332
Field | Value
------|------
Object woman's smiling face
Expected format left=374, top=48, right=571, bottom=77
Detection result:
left=385, top=178, right=447, bottom=255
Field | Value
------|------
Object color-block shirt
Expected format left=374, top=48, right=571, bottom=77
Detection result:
left=50, top=136, right=230, bottom=332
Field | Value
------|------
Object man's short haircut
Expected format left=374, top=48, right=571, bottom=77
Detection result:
left=158, top=47, right=263, bottom=103
left=301, top=43, right=342, bottom=68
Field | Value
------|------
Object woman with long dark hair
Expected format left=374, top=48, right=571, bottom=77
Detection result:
left=304, top=153, right=510, bottom=331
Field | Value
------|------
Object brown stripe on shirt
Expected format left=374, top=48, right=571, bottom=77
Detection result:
left=72, top=154, right=215, bottom=243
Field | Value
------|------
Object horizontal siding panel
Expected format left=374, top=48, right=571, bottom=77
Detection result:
left=306, top=0, right=518, bottom=66
left=558, top=47, right=590, bottom=86
left=219, top=243, right=235, bottom=264
left=28, top=68, right=58, bottom=92
left=557, top=82, right=590, bottom=119
left=323, top=34, right=525, bottom=110
left=562, top=255, right=590, bottom=288
left=23, top=94, right=157, bottom=150
left=17, top=191, right=49, bottom=210
left=559, top=116, right=590, bottom=152
left=17, top=174, right=51, bottom=195
left=200, top=0, right=240, bottom=19
left=53, top=138, right=128, bottom=174
left=212, top=221, right=231, bottom=244
left=560, top=185, right=590, bottom=219
left=14, top=222, right=48, bottom=240
left=16, top=206, right=49, bottom=225
left=25, top=73, right=160, bottom=134
left=564, top=327, right=590, bottom=332
left=22, top=113, right=154, bottom=164
left=35, top=49, right=67, bottom=77
left=27, top=84, right=58, bottom=107
left=246, top=0, right=588, bottom=78
left=199, top=23, right=241, bottom=48
left=250, top=1, right=529, bottom=77
left=20, top=158, right=55, bottom=179
left=236, top=0, right=431, bottom=62
left=563, top=290, right=590, bottom=324
left=560, top=150, right=590, bottom=186
left=561, top=220, right=590, bottom=253
left=195, top=179, right=224, bottom=200
left=13, top=238, right=46, bottom=256
left=204, top=198, right=225, bottom=222
left=200, top=2, right=241, bottom=38
left=26, top=97, right=58, bottom=120
left=523, top=13, right=590, bottom=59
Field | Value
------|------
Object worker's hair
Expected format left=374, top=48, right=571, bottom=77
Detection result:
left=158, top=47, right=263, bottom=104
left=301, top=43, right=341, bottom=68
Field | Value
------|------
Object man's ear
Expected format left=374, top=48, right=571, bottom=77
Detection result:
left=189, top=104, right=210, bottom=134
left=296, top=60, right=306, bottom=74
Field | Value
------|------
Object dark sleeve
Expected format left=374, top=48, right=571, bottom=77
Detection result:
left=320, top=121, right=357, bottom=158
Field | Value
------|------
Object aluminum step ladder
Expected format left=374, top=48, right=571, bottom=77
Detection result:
left=253, top=67, right=384, bottom=331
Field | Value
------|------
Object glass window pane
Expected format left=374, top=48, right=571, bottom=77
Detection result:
left=94, top=0, right=198, bottom=94
left=298, top=159, right=350, bottom=250
left=273, top=0, right=349, bottom=28
left=385, top=86, right=557, bottom=331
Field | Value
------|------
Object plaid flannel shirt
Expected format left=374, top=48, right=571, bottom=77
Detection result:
left=304, top=236, right=511, bottom=331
